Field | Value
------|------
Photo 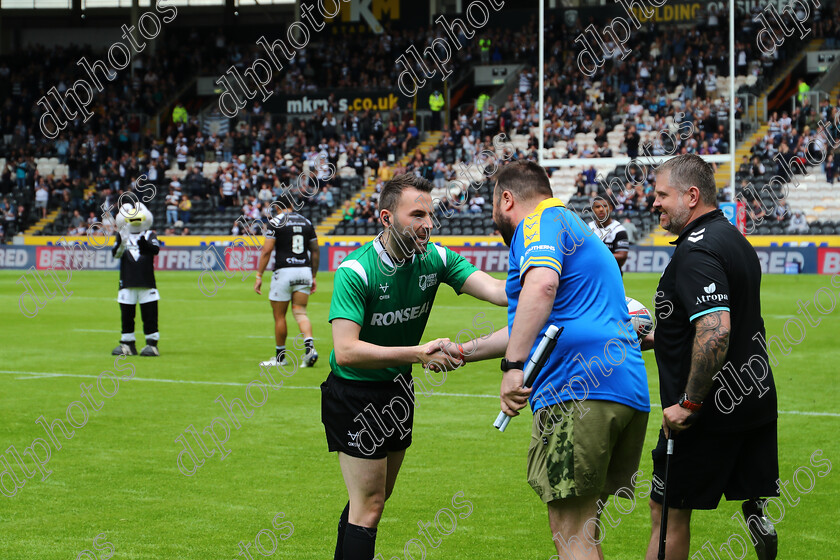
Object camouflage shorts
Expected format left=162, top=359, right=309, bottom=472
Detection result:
left=526, top=400, right=648, bottom=503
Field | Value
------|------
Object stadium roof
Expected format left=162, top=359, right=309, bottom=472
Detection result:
left=1, top=0, right=293, bottom=8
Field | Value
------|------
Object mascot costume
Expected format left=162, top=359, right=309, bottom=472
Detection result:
left=111, top=201, right=161, bottom=356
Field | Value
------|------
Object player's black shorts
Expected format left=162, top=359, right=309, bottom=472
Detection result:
left=320, top=372, right=415, bottom=460
left=651, top=420, right=779, bottom=510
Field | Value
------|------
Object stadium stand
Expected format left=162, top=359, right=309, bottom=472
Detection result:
left=2, top=2, right=840, bottom=243
left=732, top=97, right=840, bottom=234
left=317, top=5, right=840, bottom=238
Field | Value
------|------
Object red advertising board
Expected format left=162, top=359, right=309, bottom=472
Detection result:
left=327, top=246, right=510, bottom=272
left=736, top=200, right=747, bottom=235
left=817, top=248, right=840, bottom=274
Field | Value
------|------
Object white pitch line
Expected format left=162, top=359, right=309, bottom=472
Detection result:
left=0, top=370, right=837, bottom=418
left=69, top=331, right=318, bottom=339
left=71, top=332, right=320, bottom=340
left=244, top=336, right=326, bottom=340
left=0, top=370, right=278, bottom=388
left=15, top=373, right=60, bottom=380
left=433, top=391, right=495, bottom=399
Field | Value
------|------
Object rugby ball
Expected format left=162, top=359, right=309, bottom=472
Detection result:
left=626, top=297, right=654, bottom=336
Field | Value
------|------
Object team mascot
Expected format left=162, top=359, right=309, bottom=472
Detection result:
left=111, top=201, right=161, bottom=356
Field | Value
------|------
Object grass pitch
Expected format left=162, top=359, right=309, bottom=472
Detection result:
left=0, top=270, right=838, bottom=559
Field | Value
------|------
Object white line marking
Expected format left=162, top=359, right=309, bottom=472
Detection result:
left=0, top=370, right=836, bottom=418
left=244, top=336, right=325, bottom=340
left=2, top=370, right=265, bottom=387
left=71, top=332, right=322, bottom=340
left=433, top=391, right=496, bottom=399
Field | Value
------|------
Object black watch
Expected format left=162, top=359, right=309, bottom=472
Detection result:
left=500, top=358, right=526, bottom=372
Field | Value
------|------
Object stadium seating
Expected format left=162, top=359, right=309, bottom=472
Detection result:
left=2, top=5, right=838, bottom=242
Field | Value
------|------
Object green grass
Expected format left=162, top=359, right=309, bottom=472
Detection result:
left=0, top=270, right=838, bottom=559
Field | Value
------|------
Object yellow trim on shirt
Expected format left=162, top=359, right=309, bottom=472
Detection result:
left=522, top=255, right=563, bottom=274
left=533, top=198, right=566, bottom=213
left=523, top=198, right=566, bottom=247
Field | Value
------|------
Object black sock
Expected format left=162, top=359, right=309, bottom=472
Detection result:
left=276, top=345, right=286, bottom=361
left=333, top=502, right=350, bottom=560
left=305, top=337, right=314, bottom=353
left=343, top=523, right=377, bottom=560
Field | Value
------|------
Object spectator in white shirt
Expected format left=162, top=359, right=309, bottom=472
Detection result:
left=258, top=183, right=274, bottom=204
left=147, top=162, right=159, bottom=185
left=35, top=183, right=49, bottom=219
left=786, top=210, right=809, bottom=233
left=705, top=70, right=717, bottom=95
left=519, top=70, right=532, bottom=94
left=775, top=200, right=788, bottom=222
left=176, top=140, right=188, bottom=170
left=166, top=189, right=179, bottom=226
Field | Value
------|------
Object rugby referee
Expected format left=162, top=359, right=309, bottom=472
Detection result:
left=323, top=173, right=507, bottom=560
left=646, top=154, right=779, bottom=560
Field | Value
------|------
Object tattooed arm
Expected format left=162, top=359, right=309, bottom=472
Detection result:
left=684, top=310, right=731, bottom=402
left=663, top=309, right=730, bottom=435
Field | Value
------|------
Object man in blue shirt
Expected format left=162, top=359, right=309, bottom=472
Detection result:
left=467, top=160, right=650, bottom=560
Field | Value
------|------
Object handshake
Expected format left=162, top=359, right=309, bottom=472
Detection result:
left=416, top=338, right=468, bottom=373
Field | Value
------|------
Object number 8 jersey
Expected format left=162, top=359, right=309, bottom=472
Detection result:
left=266, top=212, right=318, bottom=269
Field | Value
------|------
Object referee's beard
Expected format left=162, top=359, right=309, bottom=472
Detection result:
left=660, top=201, right=692, bottom=233
left=385, top=215, right=430, bottom=260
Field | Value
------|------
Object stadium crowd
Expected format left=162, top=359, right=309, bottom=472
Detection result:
left=732, top=96, right=840, bottom=234
left=2, top=2, right=840, bottom=241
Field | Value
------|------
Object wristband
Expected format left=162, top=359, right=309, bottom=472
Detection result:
left=500, top=358, right=526, bottom=372
left=457, top=344, right=465, bottom=363
left=679, top=393, right=703, bottom=412
left=255, top=273, right=262, bottom=279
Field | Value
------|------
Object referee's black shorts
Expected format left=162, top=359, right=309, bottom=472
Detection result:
left=320, top=372, right=415, bottom=460
left=650, top=420, right=779, bottom=510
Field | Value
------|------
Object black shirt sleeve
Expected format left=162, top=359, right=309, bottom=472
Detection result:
left=306, top=221, right=317, bottom=244
left=613, top=229, right=630, bottom=251
left=140, top=231, right=160, bottom=255
left=674, top=248, right=731, bottom=323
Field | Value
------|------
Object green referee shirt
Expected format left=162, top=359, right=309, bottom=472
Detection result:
left=328, top=236, right=477, bottom=381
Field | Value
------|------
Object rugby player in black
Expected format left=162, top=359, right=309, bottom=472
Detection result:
left=587, top=197, right=630, bottom=272
left=254, top=200, right=320, bottom=368
left=646, top=154, right=778, bottom=560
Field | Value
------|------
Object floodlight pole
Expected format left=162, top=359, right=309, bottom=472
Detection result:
left=538, top=0, right=544, bottom=167
left=729, top=0, right=736, bottom=201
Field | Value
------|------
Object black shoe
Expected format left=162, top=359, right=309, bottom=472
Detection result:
left=302, top=349, right=318, bottom=368
left=742, top=499, right=778, bottom=560
left=111, top=342, right=138, bottom=356
left=140, top=345, right=160, bottom=356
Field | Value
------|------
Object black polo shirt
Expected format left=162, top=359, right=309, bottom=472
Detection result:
left=654, top=209, right=777, bottom=433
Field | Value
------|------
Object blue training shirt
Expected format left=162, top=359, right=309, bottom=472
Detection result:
left=506, top=198, right=650, bottom=414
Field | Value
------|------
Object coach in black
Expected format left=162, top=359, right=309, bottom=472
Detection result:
left=645, top=154, right=779, bottom=560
